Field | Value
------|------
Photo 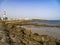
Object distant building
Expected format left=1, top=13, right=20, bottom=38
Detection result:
left=24, top=18, right=30, bottom=20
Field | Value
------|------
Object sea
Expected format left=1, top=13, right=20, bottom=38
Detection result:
left=31, top=20, right=60, bottom=25
left=23, top=20, right=60, bottom=40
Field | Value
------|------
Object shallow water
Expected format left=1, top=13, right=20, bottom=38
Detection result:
left=31, top=20, right=60, bottom=25
left=23, top=26, right=60, bottom=40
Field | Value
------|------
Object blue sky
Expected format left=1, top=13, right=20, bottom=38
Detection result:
left=0, top=0, right=60, bottom=20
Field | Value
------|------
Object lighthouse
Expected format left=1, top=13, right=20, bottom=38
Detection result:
left=3, top=11, right=8, bottom=21
left=3, top=11, right=6, bottom=18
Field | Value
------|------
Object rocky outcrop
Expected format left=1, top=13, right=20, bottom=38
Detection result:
left=0, top=22, right=57, bottom=45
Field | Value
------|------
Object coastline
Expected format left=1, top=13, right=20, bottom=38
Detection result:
left=0, top=20, right=60, bottom=45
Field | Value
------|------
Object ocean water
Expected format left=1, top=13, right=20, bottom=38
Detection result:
left=32, top=20, right=60, bottom=25
left=22, top=20, right=60, bottom=40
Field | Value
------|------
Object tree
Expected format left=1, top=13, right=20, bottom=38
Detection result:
left=3, top=17, right=8, bottom=20
left=0, top=17, right=1, bottom=20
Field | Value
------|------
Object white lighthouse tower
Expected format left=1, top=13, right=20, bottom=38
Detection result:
left=3, top=11, right=6, bottom=18
left=3, top=11, right=8, bottom=21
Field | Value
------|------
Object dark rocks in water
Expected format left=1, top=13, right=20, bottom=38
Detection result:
left=0, top=22, right=57, bottom=45
left=33, top=33, right=39, bottom=36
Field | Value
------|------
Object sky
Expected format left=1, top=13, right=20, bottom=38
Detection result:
left=0, top=0, right=60, bottom=20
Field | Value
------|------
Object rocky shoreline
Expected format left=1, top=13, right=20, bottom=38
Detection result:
left=0, top=21, right=60, bottom=45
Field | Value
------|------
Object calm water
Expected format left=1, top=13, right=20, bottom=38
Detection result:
left=22, top=20, right=60, bottom=40
left=23, top=26, right=60, bottom=40
left=32, top=20, right=60, bottom=25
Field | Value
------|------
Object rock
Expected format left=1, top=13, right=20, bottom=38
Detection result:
left=0, top=22, right=56, bottom=45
